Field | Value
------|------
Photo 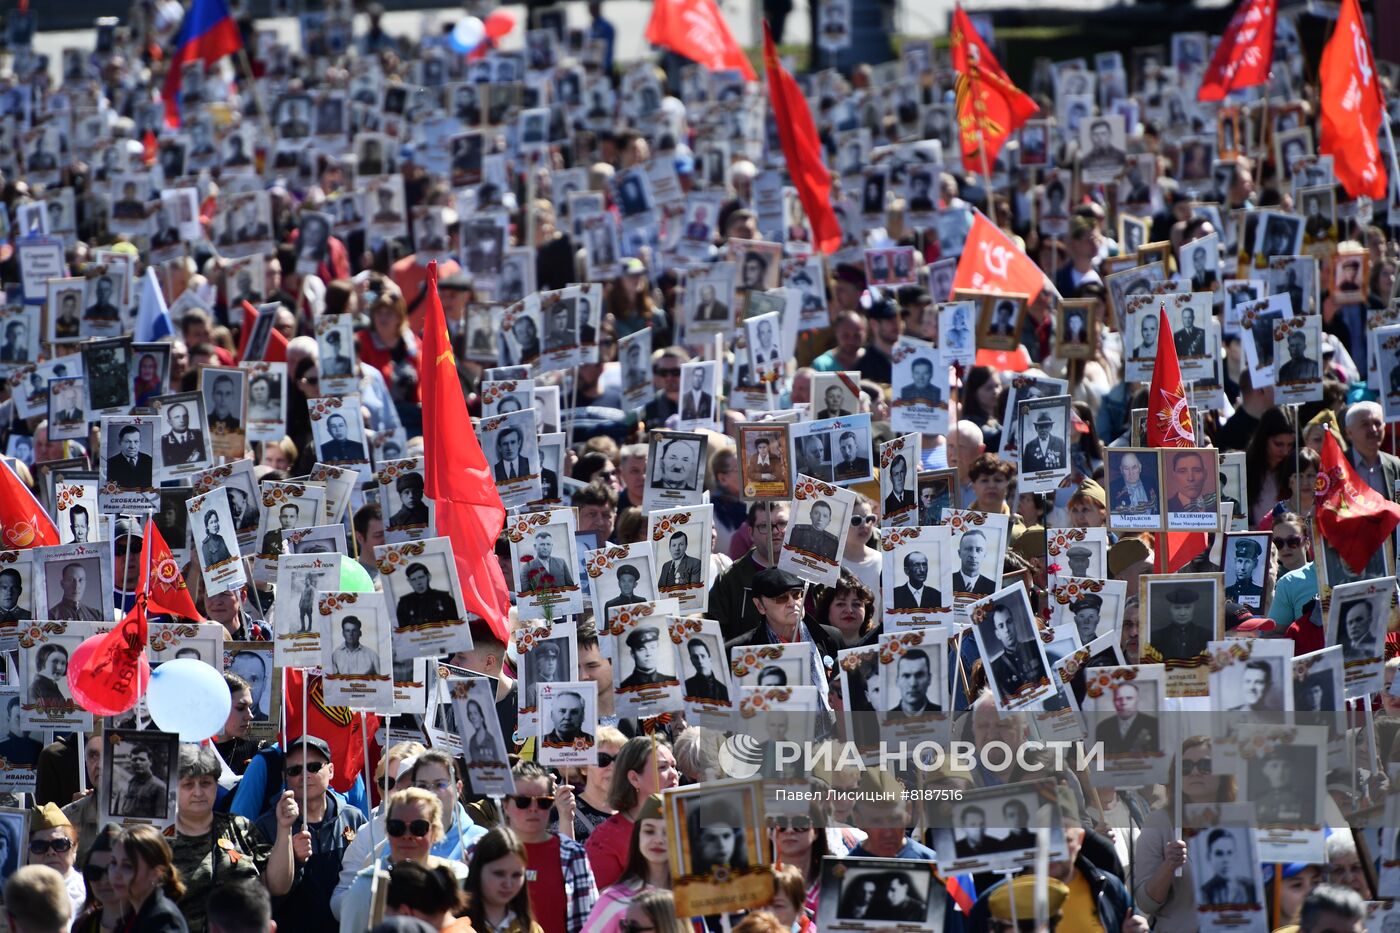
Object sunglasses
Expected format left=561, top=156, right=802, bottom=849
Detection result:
left=619, top=923, right=654, bottom=933
left=1273, top=535, right=1303, bottom=549
left=767, top=815, right=813, bottom=832
left=82, top=862, right=108, bottom=881
left=654, top=368, right=681, bottom=377
left=286, top=761, right=326, bottom=778
left=596, top=752, right=617, bottom=768
left=1180, top=759, right=1213, bottom=775
left=386, top=818, right=432, bottom=838
left=508, top=795, right=556, bottom=810
left=29, top=838, right=73, bottom=855
left=849, top=515, right=877, bottom=527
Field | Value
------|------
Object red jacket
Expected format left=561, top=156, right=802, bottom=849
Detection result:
left=583, top=811, right=633, bottom=890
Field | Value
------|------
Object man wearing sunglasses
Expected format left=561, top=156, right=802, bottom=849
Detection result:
left=504, top=761, right=597, bottom=933
left=727, top=568, right=844, bottom=675
left=253, top=735, right=366, bottom=933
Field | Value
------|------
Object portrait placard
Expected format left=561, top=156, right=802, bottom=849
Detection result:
left=642, top=431, right=709, bottom=513
left=1326, top=577, right=1395, bottom=699
left=603, top=602, right=683, bottom=719
left=969, top=584, right=1056, bottom=711
left=585, top=541, right=659, bottom=624
left=647, top=504, right=714, bottom=613
left=186, top=487, right=246, bottom=596
left=375, top=457, right=435, bottom=543
left=889, top=337, right=947, bottom=436
left=507, top=509, right=584, bottom=622
left=878, top=434, right=919, bottom=528
left=1016, top=394, right=1072, bottom=493
left=99, top=729, right=178, bottom=830
left=200, top=366, right=247, bottom=461
left=664, top=778, right=770, bottom=917
left=317, top=590, right=394, bottom=711
left=737, top=424, right=792, bottom=501
left=447, top=676, right=514, bottom=796
left=273, top=553, right=341, bottom=668
left=1105, top=448, right=1165, bottom=532
left=1141, top=572, right=1223, bottom=697
left=377, top=537, right=474, bottom=661
left=672, top=617, right=735, bottom=726
left=930, top=778, right=1068, bottom=875
left=19, top=619, right=103, bottom=730
left=814, top=855, right=949, bottom=933
left=514, top=619, right=578, bottom=735
left=880, top=525, right=953, bottom=629
left=779, top=479, right=857, bottom=588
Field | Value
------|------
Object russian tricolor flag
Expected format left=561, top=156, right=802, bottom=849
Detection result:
left=162, top=0, right=243, bottom=128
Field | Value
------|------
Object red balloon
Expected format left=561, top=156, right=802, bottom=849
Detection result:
left=68, top=633, right=151, bottom=717
left=483, top=9, right=516, bottom=39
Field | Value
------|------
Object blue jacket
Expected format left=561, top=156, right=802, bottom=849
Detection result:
left=230, top=745, right=370, bottom=822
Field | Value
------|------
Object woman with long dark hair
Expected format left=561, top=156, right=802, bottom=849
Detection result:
left=108, top=825, right=188, bottom=933
left=463, top=827, right=542, bottom=933
left=579, top=795, right=670, bottom=933
left=1245, top=406, right=1297, bottom=525
left=71, top=824, right=124, bottom=933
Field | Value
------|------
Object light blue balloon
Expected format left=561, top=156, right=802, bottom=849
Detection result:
left=147, top=659, right=232, bottom=742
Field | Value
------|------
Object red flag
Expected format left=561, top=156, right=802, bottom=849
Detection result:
left=950, top=5, right=1039, bottom=168
left=1315, top=430, right=1400, bottom=573
left=1197, top=0, right=1276, bottom=101
left=761, top=23, right=840, bottom=255
left=235, top=300, right=288, bottom=364
left=0, top=462, right=59, bottom=550
left=142, top=130, right=158, bottom=166
left=952, top=210, right=1047, bottom=303
left=283, top=669, right=377, bottom=794
left=140, top=518, right=201, bottom=620
left=420, top=262, right=512, bottom=641
left=1146, top=306, right=1196, bottom=448
left=69, top=603, right=151, bottom=716
left=645, top=0, right=756, bottom=81
left=1319, top=0, right=1387, bottom=200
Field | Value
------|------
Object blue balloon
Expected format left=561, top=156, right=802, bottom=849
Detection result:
left=450, top=16, right=486, bottom=53
left=147, top=659, right=232, bottom=742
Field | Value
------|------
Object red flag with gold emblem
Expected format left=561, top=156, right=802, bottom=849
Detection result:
left=950, top=5, right=1039, bottom=168
left=1146, top=306, right=1195, bottom=448
left=141, top=518, right=201, bottom=620
left=1315, top=430, right=1400, bottom=573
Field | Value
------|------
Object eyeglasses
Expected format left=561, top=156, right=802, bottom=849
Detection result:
left=654, top=368, right=681, bottom=377
left=619, top=923, right=654, bottom=933
left=1180, top=759, right=1213, bottom=775
left=508, top=795, right=555, bottom=810
left=767, top=815, right=813, bottom=832
left=596, top=752, right=617, bottom=768
left=29, top=838, right=73, bottom=855
left=849, top=515, right=877, bottom=527
left=766, top=590, right=803, bottom=603
left=1273, top=535, right=1304, bottom=549
left=413, top=780, right=453, bottom=793
left=386, top=818, right=433, bottom=838
left=285, top=761, right=327, bottom=778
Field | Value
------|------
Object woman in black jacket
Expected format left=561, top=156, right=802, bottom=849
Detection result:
left=108, top=824, right=188, bottom=933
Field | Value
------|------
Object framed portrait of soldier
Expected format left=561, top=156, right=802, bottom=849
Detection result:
left=251, top=482, right=326, bottom=581
left=646, top=504, right=713, bottom=614
left=1377, top=325, right=1400, bottom=422
left=1328, top=577, right=1395, bottom=698
left=670, top=618, right=733, bottom=724
left=816, top=855, right=948, bottom=933
left=889, top=336, right=947, bottom=435
left=0, top=306, right=37, bottom=374
left=977, top=293, right=1025, bottom=352
left=1160, top=447, right=1220, bottom=532
left=1239, top=293, right=1289, bottom=389
left=665, top=778, right=770, bottom=917
left=943, top=777, right=1073, bottom=876
left=514, top=618, right=578, bottom=733
left=315, top=313, right=358, bottom=397
left=374, top=457, right=434, bottom=542
left=878, top=434, right=919, bottom=528
left=641, top=431, right=707, bottom=513
left=585, top=540, right=658, bottom=625
left=479, top=409, right=542, bottom=510
left=80, top=266, right=129, bottom=340
left=99, top=729, right=178, bottom=829
left=1207, top=638, right=1292, bottom=723
left=674, top=361, right=720, bottom=433
left=617, top=329, right=655, bottom=412
left=1078, top=113, right=1127, bottom=184
left=1049, top=576, right=1126, bottom=661
left=881, top=525, right=953, bottom=629
left=239, top=361, right=287, bottom=444
left=1081, top=665, right=1167, bottom=784
left=1333, top=251, right=1368, bottom=307
left=997, top=374, right=1069, bottom=462
left=186, top=486, right=246, bottom=596
left=309, top=395, right=371, bottom=472
left=609, top=606, right=682, bottom=718
left=318, top=590, right=394, bottom=711
left=1177, top=234, right=1220, bottom=294
left=1219, top=532, right=1270, bottom=608
left=1016, top=395, right=1072, bottom=494
left=969, top=584, right=1054, bottom=711
left=1253, top=210, right=1304, bottom=268
left=1056, top=299, right=1097, bottom=361
left=46, top=376, right=87, bottom=442
left=737, top=424, right=791, bottom=501
left=480, top=380, right=535, bottom=420
left=18, top=618, right=99, bottom=730
left=1187, top=822, right=1265, bottom=914
left=193, top=459, right=261, bottom=552
left=199, top=366, right=247, bottom=461
left=377, top=537, right=472, bottom=659
left=779, top=480, right=856, bottom=588
left=82, top=338, right=134, bottom=416
left=44, top=277, right=86, bottom=345
left=1142, top=572, right=1222, bottom=697
left=1236, top=724, right=1326, bottom=846
left=272, top=553, right=339, bottom=667
left=1105, top=448, right=1164, bottom=532
left=509, top=510, right=584, bottom=622
left=683, top=260, right=736, bottom=336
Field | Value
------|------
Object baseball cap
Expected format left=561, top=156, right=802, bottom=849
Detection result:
left=287, top=735, right=333, bottom=761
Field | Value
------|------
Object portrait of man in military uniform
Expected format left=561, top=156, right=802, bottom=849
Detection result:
left=617, top=626, right=673, bottom=691
left=393, top=561, right=461, bottom=631
left=1149, top=581, right=1215, bottom=661
left=1195, top=829, right=1258, bottom=906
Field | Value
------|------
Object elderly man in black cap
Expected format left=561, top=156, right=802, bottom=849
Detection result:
left=619, top=627, right=668, bottom=689
left=726, top=568, right=844, bottom=670
left=604, top=564, right=646, bottom=616
left=389, top=472, right=429, bottom=528
left=1155, top=588, right=1209, bottom=658
left=395, top=562, right=459, bottom=630
left=1225, top=538, right=1263, bottom=603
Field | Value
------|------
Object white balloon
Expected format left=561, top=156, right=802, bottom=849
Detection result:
left=450, top=17, right=486, bottom=53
